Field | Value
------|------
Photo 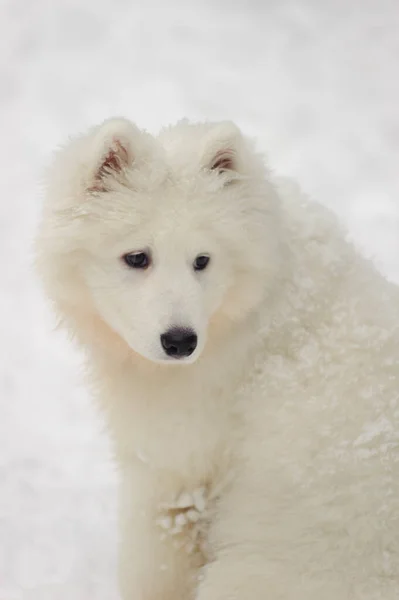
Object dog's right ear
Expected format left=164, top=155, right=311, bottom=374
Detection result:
left=87, top=118, right=140, bottom=193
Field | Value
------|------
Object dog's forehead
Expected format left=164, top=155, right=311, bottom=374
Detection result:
left=156, top=122, right=214, bottom=175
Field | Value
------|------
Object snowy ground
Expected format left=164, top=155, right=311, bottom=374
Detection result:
left=1, top=0, right=398, bottom=598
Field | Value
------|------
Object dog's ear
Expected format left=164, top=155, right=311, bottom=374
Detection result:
left=201, top=122, right=243, bottom=177
left=88, top=118, right=139, bottom=192
left=209, top=148, right=236, bottom=173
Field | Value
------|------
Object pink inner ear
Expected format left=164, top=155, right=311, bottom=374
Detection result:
left=89, top=139, right=130, bottom=193
left=100, top=140, right=129, bottom=175
left=211, top=149, right=235, bottom=172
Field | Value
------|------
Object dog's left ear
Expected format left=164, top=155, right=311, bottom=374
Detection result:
left=88, top=118, right=139, bottom=192
left=201, top=122, right=244, bottom=177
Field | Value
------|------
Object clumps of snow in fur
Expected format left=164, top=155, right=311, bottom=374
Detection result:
left=156, top=487, right=211, bottom=556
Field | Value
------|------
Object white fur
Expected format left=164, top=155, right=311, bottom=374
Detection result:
left=35, top=118, right=399, bottom=599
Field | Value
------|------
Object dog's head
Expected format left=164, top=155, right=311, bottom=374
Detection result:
left=36, top=118, right=282, bottom=364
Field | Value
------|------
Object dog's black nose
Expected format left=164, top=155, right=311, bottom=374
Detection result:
left=161, top=328, right=198, bottom=358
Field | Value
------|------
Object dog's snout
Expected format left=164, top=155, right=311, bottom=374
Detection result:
left=160, top=327, right=198, bottom=358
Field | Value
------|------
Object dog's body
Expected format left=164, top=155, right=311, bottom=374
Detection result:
left=36, top=118, right=399, bottom=599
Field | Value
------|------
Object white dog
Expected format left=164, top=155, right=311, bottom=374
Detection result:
left=35, top=117, right=399, bottom=599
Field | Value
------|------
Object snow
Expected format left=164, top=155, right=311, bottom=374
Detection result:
left=1, top=0, right=398, bottom=597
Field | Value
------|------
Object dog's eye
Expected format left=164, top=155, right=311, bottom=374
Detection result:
left=194, top=255, right=210, bottom=271
left=123, top=252, right=150, bottom=269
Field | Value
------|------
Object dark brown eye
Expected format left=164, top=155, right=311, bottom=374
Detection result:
left=194, top=255, right=210, bottom=271
left=123, top=252, right=150, bottom=269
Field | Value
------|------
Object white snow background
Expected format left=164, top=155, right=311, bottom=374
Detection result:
left=0, top=0, right=398, bottom=598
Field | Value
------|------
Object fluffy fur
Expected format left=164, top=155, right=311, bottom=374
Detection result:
left=35, top=117, right=399, bottom=599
